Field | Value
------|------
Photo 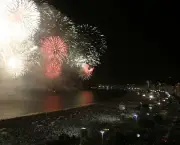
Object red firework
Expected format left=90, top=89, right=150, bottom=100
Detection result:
left=45, top=59, right=61, bottom=79
left=41, top=36, right=68, bottom=64
left=81, top=63, right=94, bottom=79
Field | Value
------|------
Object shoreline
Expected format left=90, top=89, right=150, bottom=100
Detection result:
left=0, top=103, right=95, bottom=123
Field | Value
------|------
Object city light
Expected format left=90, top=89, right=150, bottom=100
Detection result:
left=81, top=127, right=86, bottom=130
left=119, top=103, right=126, bottom=111
left=137, top=134, right=140, bottom=138
left=103, top=128, right=109, bottom=131
left=149, top=95, right=154, bottom=99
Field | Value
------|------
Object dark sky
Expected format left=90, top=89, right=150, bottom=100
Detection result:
left=50, top=0, right=179, bottom=84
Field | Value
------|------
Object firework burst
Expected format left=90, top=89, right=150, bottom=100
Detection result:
left=44, top=59, right=62, bottom=79
left=67, top=24, right=106, bottom=69
left=41, top=36, right=68, bottom=64
left=76, top=24, right=107, bottom=55
left=79, top=63, right=94, bottom=80
left=67, top=42, right=101, bottom=70
left=0, top=41, right=39, bottom=78
left=0, top=0, right=40, bottom=42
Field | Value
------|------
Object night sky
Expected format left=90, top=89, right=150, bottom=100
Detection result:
left=50, top=0, right=179, bottom=84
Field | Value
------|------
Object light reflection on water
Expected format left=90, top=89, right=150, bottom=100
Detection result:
left=0, top=91, right=95, bottom=120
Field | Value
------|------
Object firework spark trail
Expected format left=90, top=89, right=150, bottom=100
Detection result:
left=38, top=3, right=77, bottom=44
left=73, top=55, right=87, bottom=67
left=38, top=3, right=56, bottom=37
left=56, top=12, right=78, bottom=47
left=0, top=0, right=40, bottom=42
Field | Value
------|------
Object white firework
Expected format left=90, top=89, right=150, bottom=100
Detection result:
left=38, top=3, right=78, bottom=50
left=67, top=49, right=100, bottom=68
left=0, top=41, right=39, bottom=78
left=76, top=24, right=107, bottom=55
left=38, top=3, right=56, bottom=36
left=56, top=11, right=78, bottom=46
left=66, top=24, right=104, bottom=68
left=6, top=55, right=25, bottom=77
left=73, top=55, right=87, bottom=67
left=0, top=0, right=40, bottom=42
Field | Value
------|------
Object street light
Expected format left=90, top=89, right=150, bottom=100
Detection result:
left=149, top=95, right=154, bottom=99
left=137, top=133, right=140, bottom=138
left=149, top=106, right=152, bottom=110
left=100, top=130, right=105, bottom=144
left=119, top=103, right=126, bottom=111
left=80, top=127, right=88, bottom=145
left=157, top=102, right=161, bottom=105
left=81, top=127, right=86, bottom=130
left=133, top=113, right=138, bottom=123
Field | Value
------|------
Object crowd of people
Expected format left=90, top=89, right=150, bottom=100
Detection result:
left=43, top=87, right=180, bottom=145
